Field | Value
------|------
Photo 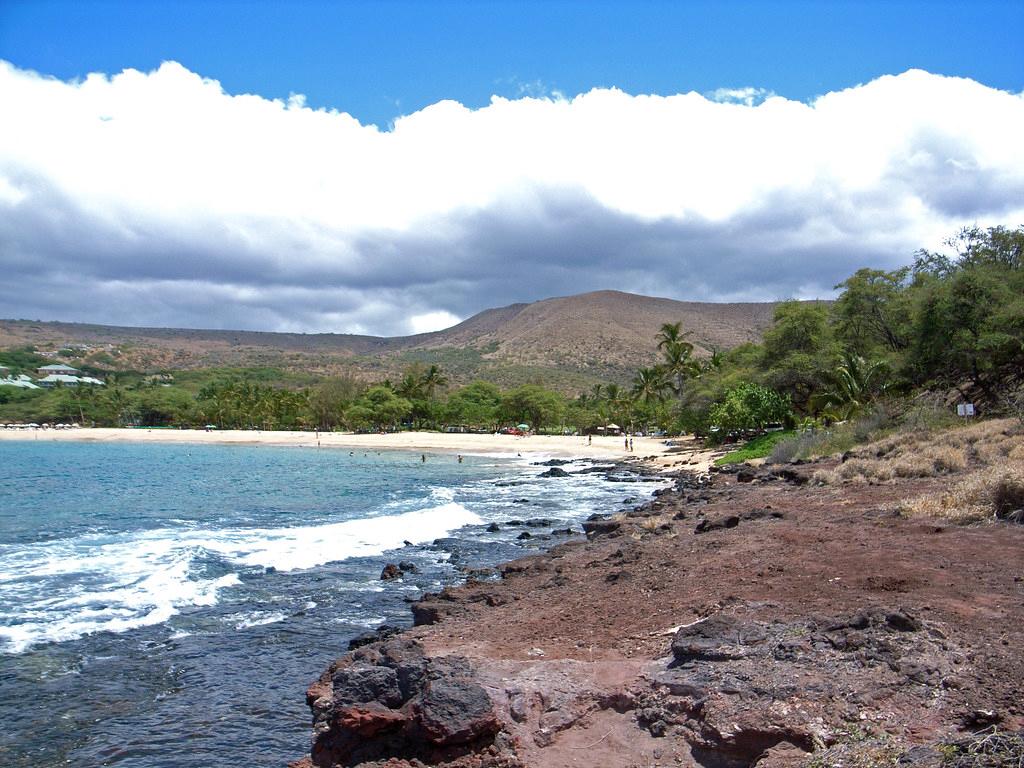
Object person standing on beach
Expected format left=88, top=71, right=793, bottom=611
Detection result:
left=624, top=436, right=629, bottom=451
left=629, top=437, right=634, bottom=452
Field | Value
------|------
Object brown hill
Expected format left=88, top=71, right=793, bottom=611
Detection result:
left=0, top=290, right=781, bottom=389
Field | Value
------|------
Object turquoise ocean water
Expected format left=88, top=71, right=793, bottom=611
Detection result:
left=0, top=440, right=660, bottom=767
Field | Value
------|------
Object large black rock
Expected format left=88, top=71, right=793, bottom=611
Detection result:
left=417, top=676, right=500, bottom=745
left=332, top=665, right=404, bottom=708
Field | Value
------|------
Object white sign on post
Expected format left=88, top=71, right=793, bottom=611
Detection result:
left=956, top=403, right=975, bottom=417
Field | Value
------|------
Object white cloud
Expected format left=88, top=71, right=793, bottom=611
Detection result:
left=408, top=311, right=461, bottom=335
left=0, top=62, right=1022, bottom=334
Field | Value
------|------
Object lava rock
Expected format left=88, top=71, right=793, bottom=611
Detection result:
left=671, top=614, right=769, bottom=663
left=582, top=519, right=622, bottom=537
left=348, top=624, right=404, bottom=651
left=416, top=677, right=500, bottom=746
left=411, top=602, right=445, bottom=626
left=694, top=514, right=741, bottom=534
left=334, top=702, right=408, bottom=737
left=380, top=563, right=402, bottom=580
left=539, top=467, right=570, bottom=478
left=886, top=610, right=922, bottom=632
left=332, top=666, right=404, bottom=708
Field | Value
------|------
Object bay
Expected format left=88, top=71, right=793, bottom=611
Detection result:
left=0, top=440, right=656, bottom=767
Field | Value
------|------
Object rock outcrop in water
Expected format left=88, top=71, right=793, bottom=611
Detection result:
left=298, top=638, right=512, bottom=767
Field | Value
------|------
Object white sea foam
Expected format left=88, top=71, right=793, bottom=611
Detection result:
left=231, top=611, right=288, bottom=630
left=200, top=501, right=480, bottom=571
left=0, top=501, right=480, bottom=653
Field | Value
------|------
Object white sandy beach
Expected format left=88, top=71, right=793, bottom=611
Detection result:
left=0, top=427, right=716, bottom=470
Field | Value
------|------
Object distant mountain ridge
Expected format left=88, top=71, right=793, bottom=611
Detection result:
left=0, top=290, right=782, bottom=389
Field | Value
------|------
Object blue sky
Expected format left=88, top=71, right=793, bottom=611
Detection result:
left=2, top=0, right=1022, bottom=127
left=0, top=2, right=1022, bottom=334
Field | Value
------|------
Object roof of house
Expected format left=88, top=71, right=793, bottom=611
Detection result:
left=38, top=364, right=80, bottom=373
left=37, top=374, right=105, bottom=385
left=0, top=377, right=40, bottom=389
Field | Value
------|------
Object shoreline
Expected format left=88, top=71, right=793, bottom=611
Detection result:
left=0, top=427, right=718, bottom=471
left=295, top=453, right=1024, bottom=768
left=0, top=428, right=678, bottom=768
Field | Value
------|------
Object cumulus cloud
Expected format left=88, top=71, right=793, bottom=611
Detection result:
left=0, top=61, right=1022, bottom=335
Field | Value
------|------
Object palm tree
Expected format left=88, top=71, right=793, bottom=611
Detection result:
left=704, top=347, right=724, bottom=374
left=420, top=364, right=448, bottom=400
left=396, top=370, right=424, bottom=401
left=656, top=322, right=689, bottom=352
left=662, top=340, right=701, bottom=399
left=631, top=366, right=670, bottom=407
left=812, top=352, right=890, bottom=421
left=601, top=383, right=627, bottom=425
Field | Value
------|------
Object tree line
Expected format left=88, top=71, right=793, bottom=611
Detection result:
left=646, top=224, right=1024, bottom=437
left=2, top=225, right=1020, bottom=436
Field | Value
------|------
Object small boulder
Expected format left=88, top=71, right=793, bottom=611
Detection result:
left=694, top=515, right=741, bottom=534
left=347, top=624, right=404, bottom=651
left=886, top=610, right=922, bottom=632
left=380, top=563, right=402, bottom=580
left=411, top=602, right=445, bottom=626
left=755, top=741, right=812, bottom=767
left=416, top=677, right=500, bottom=745
left=582, top=519, right=621, bottom=537
left=539, top=467, right=570, bottom=478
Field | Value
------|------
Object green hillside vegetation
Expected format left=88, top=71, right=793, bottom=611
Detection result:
left=2, top=226, right=1021, bottom=439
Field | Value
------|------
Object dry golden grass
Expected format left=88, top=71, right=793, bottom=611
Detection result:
left=900, top=460, right=1024, bottom=524
left=814, top=419, right=1020, bottom=488
left=638, top=515, right=669, bottom=531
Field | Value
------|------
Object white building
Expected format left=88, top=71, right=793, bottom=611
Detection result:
left=37, top=374, right=105, bottom=388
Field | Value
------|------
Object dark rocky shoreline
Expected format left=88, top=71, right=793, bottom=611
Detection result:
left=292, top=458, right=1024, bottom=768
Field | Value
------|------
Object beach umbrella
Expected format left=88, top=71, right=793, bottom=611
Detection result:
left=606, top=423, right=620, bottom=430
left=516, top=423, right=530, bottom=430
